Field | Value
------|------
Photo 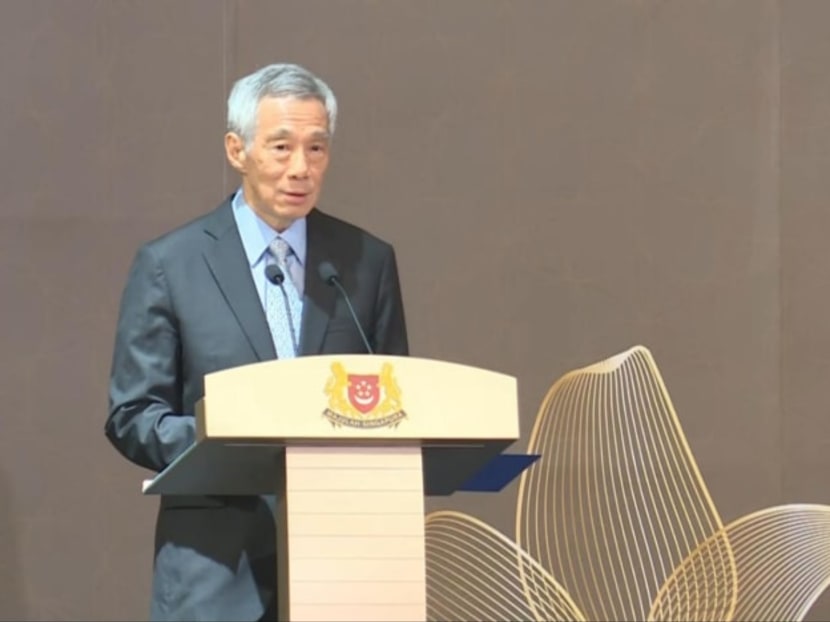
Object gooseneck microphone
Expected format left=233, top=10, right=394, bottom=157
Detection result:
left=264, top=263, right=298, bottom=356
left=264, top=263, right=285, bottom=285
left=318, top=261, right=374, bottom=354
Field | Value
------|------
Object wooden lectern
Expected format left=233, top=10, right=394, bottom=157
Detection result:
left=142, top=354, right=519, bottom=621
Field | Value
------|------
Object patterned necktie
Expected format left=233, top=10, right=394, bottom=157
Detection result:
left=265, top=237, right=304, bottom=359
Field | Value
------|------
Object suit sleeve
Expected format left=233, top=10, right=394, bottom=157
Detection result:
left=371, top=245, right=409, bottom=356
left=105, top=244, right=195, bottom=472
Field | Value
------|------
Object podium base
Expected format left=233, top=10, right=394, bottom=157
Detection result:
left=278, top=445, right=427, bottom=622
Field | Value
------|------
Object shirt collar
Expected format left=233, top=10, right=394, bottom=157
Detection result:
left=231, top=189, right=308, bottom=267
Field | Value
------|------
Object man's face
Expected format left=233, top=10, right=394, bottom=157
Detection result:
left=225, top=96, right=331, bottom=231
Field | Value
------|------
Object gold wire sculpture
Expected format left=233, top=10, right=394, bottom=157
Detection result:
left=426, top=346, right=830, bottom=622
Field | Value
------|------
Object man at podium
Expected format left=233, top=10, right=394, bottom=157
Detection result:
left=105, top=62, right=409, bottom=621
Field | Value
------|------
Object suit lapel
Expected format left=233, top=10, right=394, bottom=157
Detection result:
left=201, top=201, right=276, bottom=361
left=300, top=209, right=337, bottom=355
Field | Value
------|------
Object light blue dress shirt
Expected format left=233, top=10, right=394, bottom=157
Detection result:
left=230, top=188, right=307, bottom=309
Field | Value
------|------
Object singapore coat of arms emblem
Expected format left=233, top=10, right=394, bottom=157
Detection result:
left=323, top=361, right=407, bottom=428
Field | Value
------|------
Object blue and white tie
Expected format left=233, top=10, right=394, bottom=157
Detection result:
left=265, top=237, right=304, bottom=359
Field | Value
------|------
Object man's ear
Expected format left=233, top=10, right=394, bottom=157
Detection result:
left=224, top=132, right=247, bottom=173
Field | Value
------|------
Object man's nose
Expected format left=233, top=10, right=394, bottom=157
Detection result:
left=287, top=149, right=309, bottom=178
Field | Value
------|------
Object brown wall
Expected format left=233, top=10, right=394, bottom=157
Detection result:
left=0, top=1, right=828, bottom=619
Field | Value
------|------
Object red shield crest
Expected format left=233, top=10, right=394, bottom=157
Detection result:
left=348, top=374, right=381, bottom=414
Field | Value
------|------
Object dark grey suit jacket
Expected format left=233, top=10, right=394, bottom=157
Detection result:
left=106, top=197, right=408, bottom=621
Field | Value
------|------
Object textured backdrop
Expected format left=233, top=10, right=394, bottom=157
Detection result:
left=1, top=1, right=829, bottom=619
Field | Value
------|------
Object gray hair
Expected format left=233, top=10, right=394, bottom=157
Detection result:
left=226, top=63, right=338, bottom=147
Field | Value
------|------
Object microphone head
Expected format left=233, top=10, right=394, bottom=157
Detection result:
left=265, top=263, right=285, bottom=285
left=318, top=261, right=339, bottom=285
